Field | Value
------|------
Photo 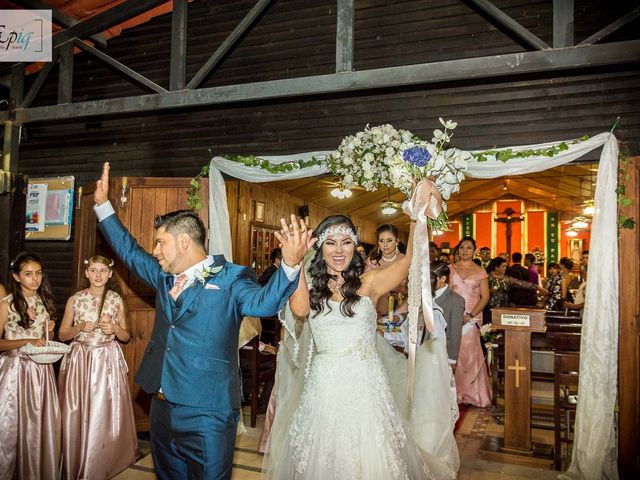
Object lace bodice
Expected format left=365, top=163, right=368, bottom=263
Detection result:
left=309, top=296, right=378, bottom=357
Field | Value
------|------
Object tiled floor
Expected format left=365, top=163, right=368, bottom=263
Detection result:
left=114, top=404, right=565, bottom=479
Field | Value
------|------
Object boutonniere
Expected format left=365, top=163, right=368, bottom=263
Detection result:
left=194, top=264, right=223, bottom=285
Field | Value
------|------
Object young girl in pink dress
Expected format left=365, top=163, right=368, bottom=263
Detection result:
left=0, top=252, right=61, bottom=480
left=58, top=255, right=138, bottom=479
left=450, top=237, right=492, bottom=408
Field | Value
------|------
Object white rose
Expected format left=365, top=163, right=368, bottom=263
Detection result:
left=364, top=170, right=374, bottom=179
left=445, top=171, right=457, bottom=184
left=343, top=157, right=353, bottom=165
left=433, top=154, right=446, bottom=171
left=364, top=152, right=374, bottom=162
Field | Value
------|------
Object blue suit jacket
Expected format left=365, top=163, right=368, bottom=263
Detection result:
left=98, top=214, right=298, bottom=411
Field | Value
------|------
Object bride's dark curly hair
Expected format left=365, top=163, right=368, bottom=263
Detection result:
left=309, top=215, right=364, bottom=317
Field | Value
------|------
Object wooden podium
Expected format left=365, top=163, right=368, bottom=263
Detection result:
left=480, top=307, right=553, bottom=467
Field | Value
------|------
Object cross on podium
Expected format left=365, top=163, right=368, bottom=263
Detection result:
left=487, top=307, right=547, bottom=458
left=508, top=358, right=527, bottom=388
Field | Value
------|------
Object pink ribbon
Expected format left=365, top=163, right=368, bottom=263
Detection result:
left=405, top=178, right=443, bottom=401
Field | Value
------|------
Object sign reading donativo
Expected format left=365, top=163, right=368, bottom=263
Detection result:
left=0, top=10, right=52, bottom=62
left=501, top=313, right=531, bottom=327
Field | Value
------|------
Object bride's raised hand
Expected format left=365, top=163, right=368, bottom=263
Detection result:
left=275, top=215, right=315, bottom=267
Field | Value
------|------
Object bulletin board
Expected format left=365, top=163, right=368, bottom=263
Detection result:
left=25, top=176, right=75, bottom=241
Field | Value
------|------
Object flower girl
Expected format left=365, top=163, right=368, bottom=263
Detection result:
left=0, top=252, right=61, bottom=480
left=58, top=255, right=138, bottom=479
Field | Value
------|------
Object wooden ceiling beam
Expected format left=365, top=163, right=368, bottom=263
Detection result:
left=465, top=0, right=550, bottom=50
left=505, top=180, right=581, bottom=213
left=5, top=39, right=639, bottom=123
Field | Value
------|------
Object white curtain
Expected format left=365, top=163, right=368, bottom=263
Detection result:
left=208, top=132, right=619, bottom=479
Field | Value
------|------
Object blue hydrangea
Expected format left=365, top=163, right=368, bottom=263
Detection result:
left=403, top=146, right=432, bottom=167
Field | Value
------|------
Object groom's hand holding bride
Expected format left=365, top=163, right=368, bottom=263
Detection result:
left=274, top=214, right=316, bottom=268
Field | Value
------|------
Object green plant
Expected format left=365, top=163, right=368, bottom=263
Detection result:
left=617, top=151, right=636, bottom=231
left=187, top=165, right=209, bottom=210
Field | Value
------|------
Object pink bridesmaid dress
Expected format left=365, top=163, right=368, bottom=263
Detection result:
left=58, top=289, right=138, bottom=479
left=450, top=265, right=493, bottom=408
left=0, top=294, right=61, bottom=480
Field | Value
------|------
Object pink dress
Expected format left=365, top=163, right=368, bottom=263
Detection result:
left=450, top=265, right=492, bottom=408
left=58, top=289, right=138, bottom=479
left=0, top=294, right=61, bottom=480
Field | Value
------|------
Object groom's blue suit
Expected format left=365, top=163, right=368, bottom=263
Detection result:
left=98, top=213, right=298, bottom=479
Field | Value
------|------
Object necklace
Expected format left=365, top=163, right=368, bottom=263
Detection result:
left=381, top=252, right=398, bottom=263
left=328, top=278, right=344, bottom=295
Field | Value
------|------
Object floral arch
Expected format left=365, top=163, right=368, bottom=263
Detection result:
left=207, top=128, right=619, bottom=480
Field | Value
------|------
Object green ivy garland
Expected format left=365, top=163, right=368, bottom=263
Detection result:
left=187, top=165, right=209, bottom=211
left=189, top=135, right=636, bottom=234
left=226, top=154, right=325, bottom=173
left=617, top=151, right=636, bottom=231
left=472, top=135, right=589, bottom=163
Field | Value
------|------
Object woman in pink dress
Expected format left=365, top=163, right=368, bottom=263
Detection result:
left=450, top=237, right=492, bottom=407
left=0, top=252, right=61, bottom=480
left=58, top=255, right=138, bottom=479
left=365, top=224, right=409, bottom=319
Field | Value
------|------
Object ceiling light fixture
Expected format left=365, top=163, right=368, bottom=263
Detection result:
left=572, top=217, right=590, bottom=229
left=582, top=200, right=595, bottom=216
left=330, top=186, right=352, bottom=199
left=381, top=201, right=398, bottom=215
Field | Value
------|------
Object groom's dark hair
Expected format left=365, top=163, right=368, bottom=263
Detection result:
left=154, top=210, right=207, bottom=250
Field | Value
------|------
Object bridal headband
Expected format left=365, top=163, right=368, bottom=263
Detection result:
left=317, top=225, right=358, bottom=247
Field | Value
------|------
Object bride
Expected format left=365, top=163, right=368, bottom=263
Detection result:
left=263, top=213, right=459, bottom=479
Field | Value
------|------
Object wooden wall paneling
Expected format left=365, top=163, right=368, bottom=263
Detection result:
left=618, top=156, right=640, bottom=475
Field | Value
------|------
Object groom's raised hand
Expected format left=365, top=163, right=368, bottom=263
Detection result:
left=95, top=162, right=110, bottom=205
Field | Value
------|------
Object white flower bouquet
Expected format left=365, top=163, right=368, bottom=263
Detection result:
left=325, top=119, right=470, bottom=228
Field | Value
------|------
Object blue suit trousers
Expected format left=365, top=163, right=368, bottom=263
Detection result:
left=150, top=396, right=240, bottom=480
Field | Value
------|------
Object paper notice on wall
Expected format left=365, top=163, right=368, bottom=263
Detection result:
left=26, top=183, right=48, bottom=232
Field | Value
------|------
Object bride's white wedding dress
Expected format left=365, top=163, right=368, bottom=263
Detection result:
left=263, top=296, right=459, bottom=480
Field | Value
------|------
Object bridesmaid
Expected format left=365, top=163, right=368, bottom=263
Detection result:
left=58, top=255, right=138, bottom=479
left=0, top=252, right=61, bottom=480
left=365, top=224, right=409, bottom=320
left=450, top=237, right=492, bottom=407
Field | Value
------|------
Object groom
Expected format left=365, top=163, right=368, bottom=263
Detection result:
left=93, top=162, right=311, bottom=479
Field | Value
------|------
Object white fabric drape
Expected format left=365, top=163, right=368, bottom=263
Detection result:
left=208, top=132, right=619, bottom=479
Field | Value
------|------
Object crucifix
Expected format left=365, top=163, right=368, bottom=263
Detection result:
left=508, top=358, right=527, bottom=388
left=494, top=207, right=524, bottom=260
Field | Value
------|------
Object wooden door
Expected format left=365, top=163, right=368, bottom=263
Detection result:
left=618, top=156, right=640, bottom=475
left=250, top=224, right=279, bottom=276
left=73, top=176, right=208, bottom=431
